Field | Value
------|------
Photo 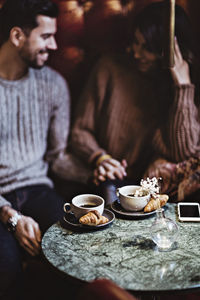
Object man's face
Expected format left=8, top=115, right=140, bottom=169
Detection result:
left=132, top=28, right=158, bottom=73
left=19, top=15, right=57, bottom=69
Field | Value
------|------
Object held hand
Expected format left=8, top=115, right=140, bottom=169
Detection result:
left=15, top=216, right=41, bottom=256
left=93, top=158, right=127, bottom=185
left=170, top=38, right=191, bottom=85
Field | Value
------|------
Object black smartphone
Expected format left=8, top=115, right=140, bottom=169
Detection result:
left=178, top=202, right=200, bottom=222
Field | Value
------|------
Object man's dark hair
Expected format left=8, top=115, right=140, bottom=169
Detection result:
left=0, top=0, right=58, bottom=43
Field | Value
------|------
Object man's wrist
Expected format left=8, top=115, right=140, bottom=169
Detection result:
left=6, top=212, right=22, bottom=233
left=0, top=206, right=19, bottom=223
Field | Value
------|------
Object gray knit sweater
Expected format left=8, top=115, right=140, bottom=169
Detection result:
left=0, top=66, right=70, bottom=208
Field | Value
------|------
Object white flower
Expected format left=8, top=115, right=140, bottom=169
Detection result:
left=140, top=177, right=161, bottom=196
left=130, top=177, right=162, bottom=197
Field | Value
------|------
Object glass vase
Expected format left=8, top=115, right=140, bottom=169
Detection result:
left=150, top=208, right=179, bottom=251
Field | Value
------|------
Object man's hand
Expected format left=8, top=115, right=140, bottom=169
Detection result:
left=0, top=205, right=41, bottom=256
left=15, top=215, right=41, bottom=256
left=93, top=158, right=127, bottom=185
left=170, top=38, right=191, bottom=85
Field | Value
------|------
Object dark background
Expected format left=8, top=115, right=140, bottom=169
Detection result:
left=0, top=0, right=199, bottom=115
left=49, top=0, right=200, bottom=115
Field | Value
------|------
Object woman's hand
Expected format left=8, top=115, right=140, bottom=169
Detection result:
left=170, top=38, right=191, bottom=85
left=15, top=215, right=41, bottom=256
left=93, top=158, right=127, bottom=185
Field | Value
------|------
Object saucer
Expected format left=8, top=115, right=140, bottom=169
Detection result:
left=63, top=209, right=115, bottom=230
left=111, top=200, right=157, bottom=217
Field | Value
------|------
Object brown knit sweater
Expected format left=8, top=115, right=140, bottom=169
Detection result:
left=71, top=55, right=200, bottom=181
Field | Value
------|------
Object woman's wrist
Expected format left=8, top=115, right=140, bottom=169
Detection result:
left=96, top=154, right=112, bottom=166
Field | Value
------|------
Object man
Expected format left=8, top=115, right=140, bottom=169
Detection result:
left=0, top=0, right=70, bottom=299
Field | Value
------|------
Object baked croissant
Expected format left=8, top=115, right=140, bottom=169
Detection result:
left=79, top=210, right=109, bottom=226
left=144, top=194, right=169, bottom=212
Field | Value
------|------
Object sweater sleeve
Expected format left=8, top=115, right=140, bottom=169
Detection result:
left=45, top=71, right=71, bottom=165
left=155, top=84, right=200, bottom=161
left=71, top=59, right=111, bottom=164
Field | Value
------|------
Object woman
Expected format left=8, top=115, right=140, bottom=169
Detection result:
left=71, top=2, right=200, bottom=204
left=130, top=2, right=200, bottom=201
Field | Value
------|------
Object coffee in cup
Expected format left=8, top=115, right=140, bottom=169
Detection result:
left=64, top=194, right=104, bottom=219
left=116, top=185, right=150, bottom=211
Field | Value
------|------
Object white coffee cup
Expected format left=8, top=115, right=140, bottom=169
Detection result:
left=116, top=185, right=150, bottom=211
left=64, top=194, right=105, bottom=219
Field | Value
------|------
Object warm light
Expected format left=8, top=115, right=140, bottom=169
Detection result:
left=107, top=0, right=122, bottom=13
left=62, top=46, right=84, bottom=65
left=83, top=1, right=93, bottom=13
left=0, top=0, right=4, bottom=8
left=90, top=0, right=122, bottom=14
left=57, top=1, right=84, bottom=27
left=63, top=0, right=78, bottom=11
left=122, top=0, right=135, bottom=16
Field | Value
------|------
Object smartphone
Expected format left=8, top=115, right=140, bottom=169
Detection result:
left=178, top=202, right=200, bottom=222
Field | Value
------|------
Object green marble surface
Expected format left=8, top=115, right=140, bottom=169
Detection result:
left=42, top=203, right=200, bottom=292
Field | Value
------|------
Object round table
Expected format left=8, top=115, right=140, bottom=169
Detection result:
left=42, top=203, right=200, bottom=294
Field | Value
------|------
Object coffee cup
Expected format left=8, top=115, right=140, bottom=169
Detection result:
left=116, top=185, right=150, bottom=211
left=64, top=194, right=105, bottom=219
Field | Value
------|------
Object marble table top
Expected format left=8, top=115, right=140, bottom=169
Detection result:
left=42, top=203, right=200, bottom=293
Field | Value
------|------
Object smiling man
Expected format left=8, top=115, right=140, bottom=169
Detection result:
left=19, top=15, right=57, bottom=69
left=0, top=1, right=70, bottom=299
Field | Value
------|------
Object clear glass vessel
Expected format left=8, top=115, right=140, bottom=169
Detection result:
left=150, top=208, right=179, bottom=251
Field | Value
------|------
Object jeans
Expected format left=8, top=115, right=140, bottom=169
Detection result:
left=0, top=185, right=64, bottom=300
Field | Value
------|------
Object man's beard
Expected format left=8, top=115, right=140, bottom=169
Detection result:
left=27, top=59, right=45, bottom=69
left=19, top=48, right=48, bottom=69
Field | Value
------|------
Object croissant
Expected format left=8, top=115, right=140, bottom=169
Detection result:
left=79, top=210, right=109, bottom=226
left=144, top=194, right=169, bottom=212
